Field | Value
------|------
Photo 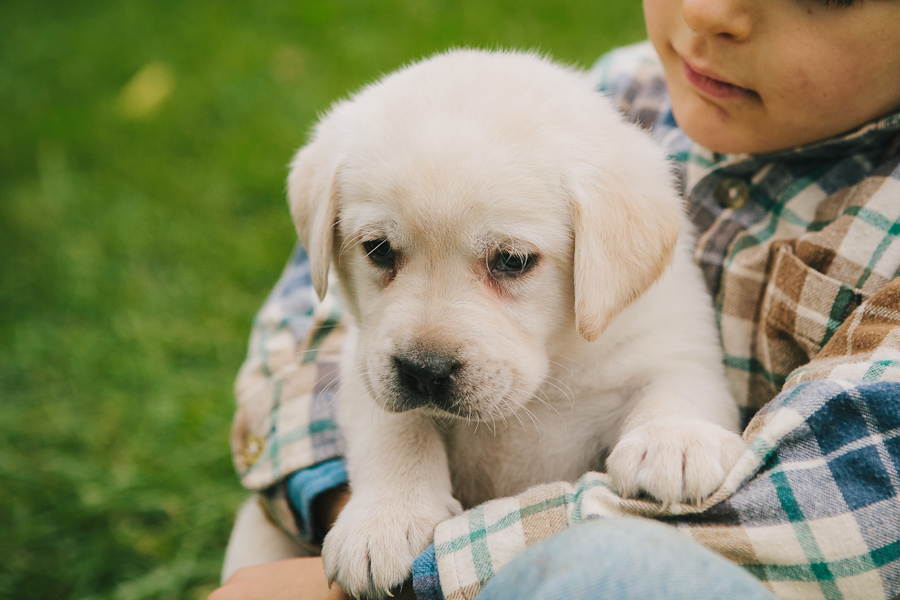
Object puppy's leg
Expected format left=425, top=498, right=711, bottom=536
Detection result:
left=323, top=390, right=461, bottom=599
left=221, top=497, right=313, bottom=583
left=607, top=369, right=747, bottom=507
left=608, top=412, right=747, bottom=506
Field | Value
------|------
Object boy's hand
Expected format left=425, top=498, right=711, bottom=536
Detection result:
left=207, top=557, right=347, bottom=600
left=207, top=557, right=417, bottom=600
left=208, top=487, right=419, bottom=599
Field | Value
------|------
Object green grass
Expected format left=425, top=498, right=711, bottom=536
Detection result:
left=0, top=2, right=645, bottom=598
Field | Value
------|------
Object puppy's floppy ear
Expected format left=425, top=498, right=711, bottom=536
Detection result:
left=287, top=138, right=341, bottom=302
left=568, top=154, right=683, bottom=342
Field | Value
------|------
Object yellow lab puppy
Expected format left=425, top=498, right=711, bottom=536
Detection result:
left=230, top=49, right=745, bottom=599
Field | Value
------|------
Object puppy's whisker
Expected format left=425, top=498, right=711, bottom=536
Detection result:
left=339, top=232, right=368, bottom=256
left=327, top=373, right=365, bottom=402
left=547, top=359, right=575, bottom=379
left=542, top=377, right=575, bottom=408
left=332, top=215, right=352, bottom=229
left=313, top=369, right=367, bottom=410
left=427, top=411, right=447, bottom=433
left=331, top=215, right=355, bottom=239
left=377, top=390, right=393, bottom=413
left=324, top=374, right=374, bottom=406
left=441, top=413, right=454, bottom=432
left=363, top=239, right=392, bottom=260
left=312, top=377, right=340, bottom=406
left=520, top=405, right=543, bottom=443
left=341, top=231, right=363, bottom=246
left=338, top=225, right=371, bottom=253
left=515, top=397, right=542, bottom=425
left=544, top=374, right=575, bottom=400
left=534, top=388, right=564, bottom=420
left=509, top=388, right=545, bottom=435
left=532, top=389, right=566, bottom=433
left=295, top=322, right=350, bottom=336
left=495, top=403, right=509, bottom=432
left=313, top=362, right=361, bottom=392
left=371, top=397, right=380, bottom=418
left=317, top=372, right=344, bottom=398
left=295, top=349, right=325, bottom=357
left=345, top=232, right=367, bottom=249
left=501, top=398, right=529, bottom=433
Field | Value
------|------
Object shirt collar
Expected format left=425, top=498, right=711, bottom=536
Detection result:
left=665, top=107, right=900, bottom=188
left=724, top=110, right=900, bottom=167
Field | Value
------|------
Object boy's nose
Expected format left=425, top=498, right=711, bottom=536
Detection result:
left=682, top=0, right=753, bottom=41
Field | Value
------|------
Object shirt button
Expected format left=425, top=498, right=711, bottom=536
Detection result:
left=715, top=178, right=750, bottom=209
left=243, top=434, right=265, bottom=466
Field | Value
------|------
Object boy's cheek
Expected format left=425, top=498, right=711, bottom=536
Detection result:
left=642, top=0, right=673, bottom=46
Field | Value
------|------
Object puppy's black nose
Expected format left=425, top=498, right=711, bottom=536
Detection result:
left=394, top=353, right=458, bottom=399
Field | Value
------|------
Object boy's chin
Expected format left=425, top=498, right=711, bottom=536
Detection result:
left=674, top=107, right=779, bottom=155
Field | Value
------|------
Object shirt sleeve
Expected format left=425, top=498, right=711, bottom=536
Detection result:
left=587, top=41, right=669, bottom=131
left=285, top=458, right=348, bottom=543
left=230, top=245, right=348, bottom=538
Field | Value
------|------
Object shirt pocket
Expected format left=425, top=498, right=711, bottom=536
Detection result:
left=762, top=242, right=869, bottom=361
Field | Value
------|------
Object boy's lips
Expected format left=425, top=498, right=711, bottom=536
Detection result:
left=681, top=58, right=756, bottom=100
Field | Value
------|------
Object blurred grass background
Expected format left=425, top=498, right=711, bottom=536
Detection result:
left=0, top=1, right=645, bottom=598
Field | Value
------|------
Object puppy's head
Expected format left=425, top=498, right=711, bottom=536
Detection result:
left=288, top=50, right=682, bottom=420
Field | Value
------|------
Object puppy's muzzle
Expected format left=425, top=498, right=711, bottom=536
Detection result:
left=393, top=351, right=461, bottom=411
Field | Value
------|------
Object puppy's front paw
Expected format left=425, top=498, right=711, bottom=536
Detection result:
left=322, top=495, right=462, bottom=599
left=607, top=418, right=747, bottom=506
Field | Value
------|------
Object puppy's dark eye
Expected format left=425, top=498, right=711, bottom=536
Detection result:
left=362, top=238, right=395, bottom=268
left=491, top=251, right=534, bottom=277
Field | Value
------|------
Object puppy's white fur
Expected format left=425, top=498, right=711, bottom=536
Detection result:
left=225, top=50, right=745, bottom=596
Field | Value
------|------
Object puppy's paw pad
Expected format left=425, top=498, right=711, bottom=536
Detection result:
left=322, top=496, right=459, bottom=599
left=608, top=419, right=747, bottom=506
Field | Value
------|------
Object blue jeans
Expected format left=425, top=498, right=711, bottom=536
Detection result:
left=476, top=518, right=777, bottom=600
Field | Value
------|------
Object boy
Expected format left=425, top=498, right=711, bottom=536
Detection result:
left=212, top=0, right=900, bottom=597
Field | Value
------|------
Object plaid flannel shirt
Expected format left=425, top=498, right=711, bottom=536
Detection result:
left=231, top=42, right=900, bottom=599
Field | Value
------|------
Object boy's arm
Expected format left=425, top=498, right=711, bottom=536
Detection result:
left=231, top=246, right=349, bottom=541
